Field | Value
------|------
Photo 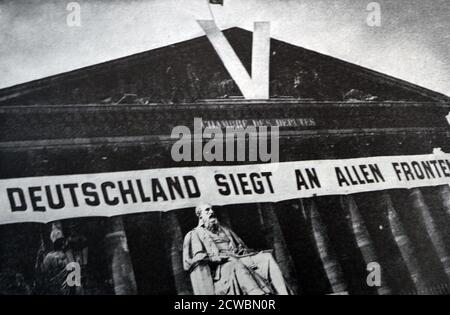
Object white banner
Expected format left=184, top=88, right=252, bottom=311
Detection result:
left=1, top=153, right=450, bottom=224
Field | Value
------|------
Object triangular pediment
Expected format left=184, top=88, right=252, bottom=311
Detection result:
left=0, top=27, right=448, bottom=106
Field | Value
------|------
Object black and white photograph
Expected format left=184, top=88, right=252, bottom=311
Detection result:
left=0, top=0, right=450, bottom=299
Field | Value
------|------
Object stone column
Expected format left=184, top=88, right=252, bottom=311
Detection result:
left=257, top=203, right=299, bottom=294
left=437, top=185, right=450, bottom=225
left=437, top=185, right=450, bottom=251
left=217, top=208, right=233, bottom=229
left=162, top=211, right=193, bottom=295
left=105, top=217, right=138, bottom=295
left=341, top=195, right=391, bottom=295
left=384, top=193, right=427, bottom=294
left=305, top=198, right=348, bottom=294
left=409, top=188, right=450, bottom=281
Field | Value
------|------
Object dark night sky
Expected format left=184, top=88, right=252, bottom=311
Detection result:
left=0, top=0, right=449, bottom=96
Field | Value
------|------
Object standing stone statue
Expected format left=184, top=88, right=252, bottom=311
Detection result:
left=183, top=204, right=290, bottom=295
left=41, top=224, right=72, bottom=295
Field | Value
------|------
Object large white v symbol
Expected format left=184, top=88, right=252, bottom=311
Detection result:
left=197, top=20, right=270, bottom=100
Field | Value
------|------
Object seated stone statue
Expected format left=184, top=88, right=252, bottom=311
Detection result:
left=183, top=203, right=289, bottom=295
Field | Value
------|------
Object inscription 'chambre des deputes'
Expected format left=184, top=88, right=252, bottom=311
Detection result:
left=201, top=118, right=317, bottom=128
